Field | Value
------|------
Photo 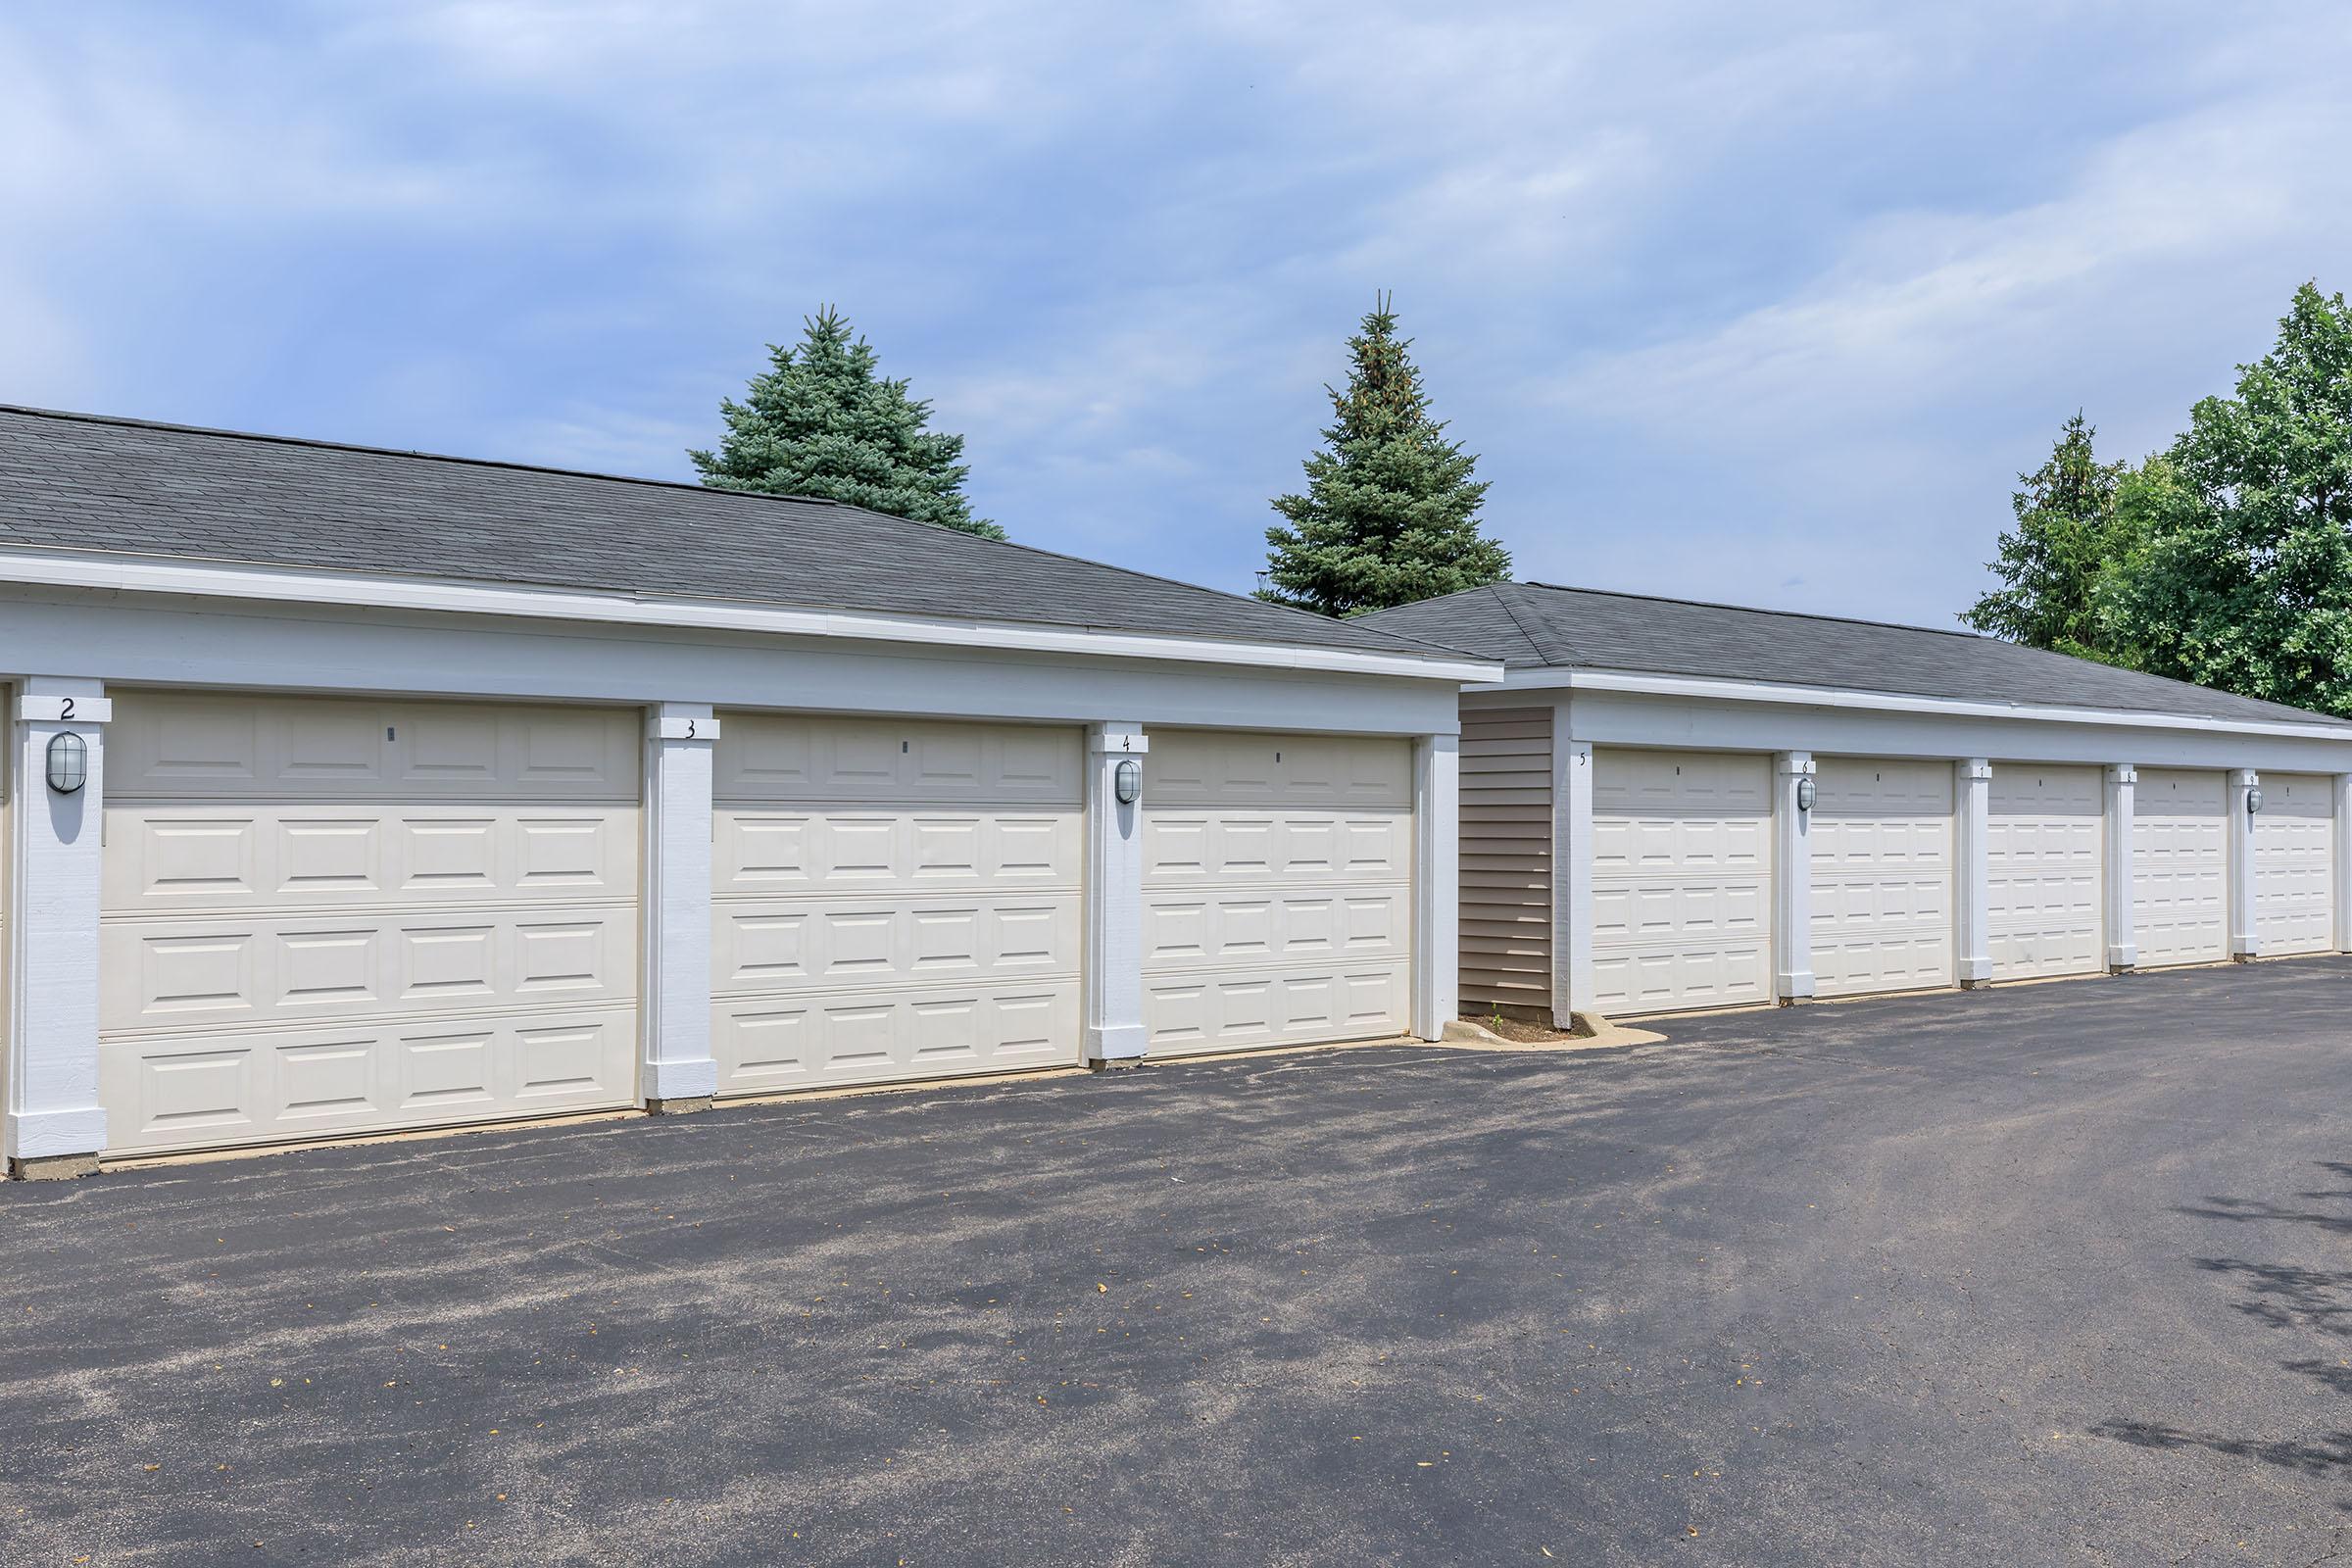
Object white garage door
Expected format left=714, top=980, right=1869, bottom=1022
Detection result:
left=710, top=715, right=1083, bottom=1095
left=1810, top=759, right=1955, bottom=998
left=2132, top=769, right=2228, bottom=966
left=100, top=694, right=640, bottom=1156
left=1987, top=764, right=2104, bottom=980
left=1590, top=750, right=1773, bottom=1014
left=2256, top=773, right=2335, bottom=956
left=1143, top=731, right=1412, bottom=1054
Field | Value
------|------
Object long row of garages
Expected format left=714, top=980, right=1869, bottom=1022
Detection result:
left=1581, top=750, right=2333, bottom=1016
left=94, top=692, right=1418, bottom=1157
left=66, top=706, right=2352, bottom=1152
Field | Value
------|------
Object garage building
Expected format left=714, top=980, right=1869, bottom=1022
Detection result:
left=0, top=408, right=1492, bottom=1174
left=1360, top=583, right=2352, bottom=1025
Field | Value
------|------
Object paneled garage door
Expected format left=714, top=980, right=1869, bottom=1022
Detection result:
left=2255, top=772, right=2335, bottom=956
left=100, top=694, right=640, bottom=1156
left=1590, top=750, right=1773, bottom=1014
left=2132, top=769, right=2227, bottom=966
left=1810, top=758, right=1955, bottom=998
left=710, top=714, right=1083, bottom=1094
left=1987, top=764, right=2104, bottom=980
left=1142, top=731, right=1412, bottom=1054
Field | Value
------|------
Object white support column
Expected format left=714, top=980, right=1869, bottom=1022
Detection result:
left=1411, top=731, right=1460, bottom=1043
left=1772, top=752, right=1816, bottom=1004
left=2334, top=774, right=2352, bottom=954
left=2104, top=764, right=2137, bottom=971
left=640, top=704, right=719, bottom=1111
left=2228, top=767, right=2261, bottom=960
left=7, top=679, right=111, bottom=1177
left=1085, top=722, right=1149, bottom=1066
left=1548, top=705, right=1594, bottom=1030
left=1955, top=759, right=1993, bottom=988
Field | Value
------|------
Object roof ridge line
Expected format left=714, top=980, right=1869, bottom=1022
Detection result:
left=1496, top=580, right=1592, bottom=665
left=1520, top=579, right=2339, bottom=721
left=0, top=401, right=850, bottom=509
left=1522, top=579, right=1987, bottom=642
left=1489, top=581, right=1575, bottom=666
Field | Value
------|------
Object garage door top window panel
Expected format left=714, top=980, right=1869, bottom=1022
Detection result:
left=109, top=697, right=640, bottom=806
left=715, top=716, right=1080, bottom=808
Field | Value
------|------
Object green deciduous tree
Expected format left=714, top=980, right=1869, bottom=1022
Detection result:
left=2103, top=281, right=2352, bottom=713
left=1960, top=412, right=2140, bottom=662
left=691, top=307, right=1003, bottom=539
left=1258, top=296, right=1510, bottom=616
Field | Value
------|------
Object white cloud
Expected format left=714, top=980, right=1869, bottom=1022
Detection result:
left=0, top=27, right=503, bottom=223
left=1545, top=12, right=2352, bottom=432
left=1492, top=45, right=2352, bottom=618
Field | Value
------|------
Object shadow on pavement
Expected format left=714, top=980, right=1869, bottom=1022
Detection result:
left=2090, top=1162, right=2352, bottom=1490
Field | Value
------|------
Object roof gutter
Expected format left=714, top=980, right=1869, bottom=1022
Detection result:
left=1484, top=665, right=2352, bottom=744
left=0, top=548, right=1502, bottom=685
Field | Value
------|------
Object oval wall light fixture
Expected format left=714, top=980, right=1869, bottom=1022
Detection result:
left=46, top=730, right=87, bottom=794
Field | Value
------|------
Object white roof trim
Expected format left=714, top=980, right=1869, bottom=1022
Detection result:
left=1482, top=665, right=2352, bottom=743
left=0, top=548, right=1501, bottom=685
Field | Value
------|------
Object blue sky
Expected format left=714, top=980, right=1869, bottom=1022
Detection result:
left=4, top=3, right=2349, bottom=627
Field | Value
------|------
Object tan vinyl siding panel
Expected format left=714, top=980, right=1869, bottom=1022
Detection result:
left=1460, top=707, right=1551, bottom=1011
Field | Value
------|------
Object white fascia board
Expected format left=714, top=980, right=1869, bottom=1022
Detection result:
left=1491, top=666, right=2352, bottom=744
left=0, top=548, right=1501, bottom=687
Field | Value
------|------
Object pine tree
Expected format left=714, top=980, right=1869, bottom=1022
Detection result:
left=1960, top=412, right=2139, bottom=662
left=690, top=307, right=1003, bottom=540
left=1258, top=296, right=1510, bottom=616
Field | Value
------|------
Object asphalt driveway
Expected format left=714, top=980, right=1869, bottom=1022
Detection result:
left=6, top=961, right=2352, bottom=1566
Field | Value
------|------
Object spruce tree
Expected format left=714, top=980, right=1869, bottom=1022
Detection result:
left=1258, top=296, right=1510, bottom=616
left=691, top=307, right=1003, bottom=539
left=1960, top=412, right=2140, bottom=662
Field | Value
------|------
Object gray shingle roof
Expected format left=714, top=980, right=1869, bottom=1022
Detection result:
left=1358, top=581, right=2352, bottom=729
left=0, top=406, right=1470, bottom=664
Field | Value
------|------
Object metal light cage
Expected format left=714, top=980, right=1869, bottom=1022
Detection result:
left=45, top=730, right=87, bottom=794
